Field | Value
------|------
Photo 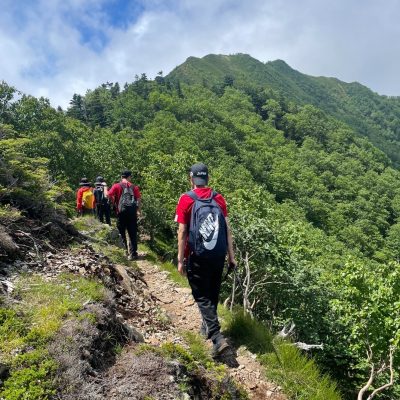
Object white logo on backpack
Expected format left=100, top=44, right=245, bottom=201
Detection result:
left=199, top=213, right=219, bottom=250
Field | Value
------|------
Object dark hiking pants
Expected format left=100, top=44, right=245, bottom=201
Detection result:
left=187, top=255, right=225, bottom=342
left=117, top=208, right=138, bottom=256
left=96, top=203, right=111, bottom=225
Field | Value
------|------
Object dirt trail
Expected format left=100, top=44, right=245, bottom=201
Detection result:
left=136, top=259, right=286, bottom=400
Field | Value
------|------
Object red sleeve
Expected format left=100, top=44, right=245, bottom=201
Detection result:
left=215, top=194, right=228, bottom=217
left=134, top=186, right=141, bottom=200
left=175, top=194, right=193, bottom=225
left=107, top=184, right=120, bottom=203
left=76, top=188, right=83, bottom=210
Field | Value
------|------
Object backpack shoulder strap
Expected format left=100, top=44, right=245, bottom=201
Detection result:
left=186, top=191, right=198, bottom=201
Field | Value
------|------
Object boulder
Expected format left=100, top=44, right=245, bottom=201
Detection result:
left=0, top=225, right=19, bottom=256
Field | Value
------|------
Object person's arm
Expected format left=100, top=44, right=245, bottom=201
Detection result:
left=226, top=218, right=237, bottom=267
left=102, top=182, right=108, bottom=197
left=177, top=223, right=188, bottom=275
left=107, top=184, right=116, bottom=204
left=134, top=186, right=141, bottom=213
left=76, top=188, right=83, bottom=211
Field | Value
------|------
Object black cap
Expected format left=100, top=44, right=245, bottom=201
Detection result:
left=95, top=176, right=104, bottom=185
left=79, top=177, right=91, bottom=186
left=190, top=163, right=208, bottom=186
left=121, top=170, right=132, bottom=178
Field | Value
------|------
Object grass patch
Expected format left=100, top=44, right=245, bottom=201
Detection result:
left=222, top=307, right=274, bottom=354
left=221, top=307, right=342, bottom=400
left=260, top=339, right=341, bottom=400
left=0, top=273, right=107, bottom=399
left=0, top=204, right=22, bottom=223
left=70, top=214, right=102, bottom=232
left=182, top=331, right=213, bottom=366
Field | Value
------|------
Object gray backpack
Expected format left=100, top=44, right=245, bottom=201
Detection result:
left=118, top=183, right=136, bottom=213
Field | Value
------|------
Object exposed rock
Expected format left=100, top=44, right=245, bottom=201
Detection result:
left=113, top=264, right=137, bottom=297
left=0, top=225, right=19, bottom=257
left=0, top=279, right=14, bottom=294
left=105, top=228, right=124, bottom=248
left=122, top=322, right=145, bottom=343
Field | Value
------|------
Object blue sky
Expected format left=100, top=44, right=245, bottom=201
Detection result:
left=1, top=0, right=400, bottom=108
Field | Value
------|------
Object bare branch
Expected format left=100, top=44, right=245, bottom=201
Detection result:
left=278, top=322, right=296, bottom=338
left=294, top=342, right=324, bottom=351
left=366, top=347, right=395, bottom=400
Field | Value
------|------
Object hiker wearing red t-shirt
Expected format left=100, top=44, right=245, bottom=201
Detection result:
left=175, top=163, right=237, bottom=357
left=76, top=177, right=95, bottom=216
left=108, top=170, right=141, bottom=260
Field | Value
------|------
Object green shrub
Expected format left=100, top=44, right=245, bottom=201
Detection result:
left=222, top=308, right=274, bottom=354
left=260, top=340, right=341, bottom=400
left=182, top=331, right=213, bottom=366
left=0, top=358, right=57, bottom=400
left=0, top=274, right=107, bottom=399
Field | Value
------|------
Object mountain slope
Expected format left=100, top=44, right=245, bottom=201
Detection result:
left=167, top=53, right=400, bottom=165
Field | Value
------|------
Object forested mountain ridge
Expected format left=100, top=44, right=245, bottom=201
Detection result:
left=167, top=53, right=400, bottom=166
left=1, top=55, right=400, bottom=399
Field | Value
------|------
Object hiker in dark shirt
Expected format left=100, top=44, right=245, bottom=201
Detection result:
left=93, top=176, right=111, bottom=225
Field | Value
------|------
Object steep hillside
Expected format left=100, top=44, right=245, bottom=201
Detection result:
left=167, top=53, right=400, bottom=165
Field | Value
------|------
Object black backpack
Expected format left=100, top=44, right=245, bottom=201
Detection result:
left=118, top=183, right=136, bottom=213
left=93, top=186, right=107, bottom=205
left=187, top=191, right=228, bottom=258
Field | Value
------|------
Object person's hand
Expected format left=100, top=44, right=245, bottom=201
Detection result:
left=228, top=258, right=237, bottom=270
left=102, top=182, right=107, bottom=187
left=178, top=260, right=186, bottom=276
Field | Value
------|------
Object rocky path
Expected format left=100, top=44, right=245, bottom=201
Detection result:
left=3, top=220, right=286, bottom=399
left=136, top=259, right=286, bottom=400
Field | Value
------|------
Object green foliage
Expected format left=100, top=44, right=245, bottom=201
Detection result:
left=327, top=260, right=400, bottom=395
left=0, top=274, right=106, bottom=399
left=222, top=308, right=274, bottom=354
left=221, top=307, right=341, bottom=400
left=168, top=53, right=400, bottom=167
left=182, top=331, right=213, bottom=366
left=260, top=340, right=341, bottom=400
left=1, top=356, right=57, bottom=400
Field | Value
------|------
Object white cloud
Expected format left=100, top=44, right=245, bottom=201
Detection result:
left=1, top=0, right=399, bottom=109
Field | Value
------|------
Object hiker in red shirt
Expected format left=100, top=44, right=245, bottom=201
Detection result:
left=175, top=163, right=237, bottom=357
left=108, top=170, right=141, bottom=260
left=76, top=177, right=95, bottom=216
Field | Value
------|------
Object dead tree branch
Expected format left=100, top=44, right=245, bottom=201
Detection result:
left=358, top=345, right=395, bottom=400
left=278, top=322, right=296, bottom=338
left=294, top=342, right=324, bottom=351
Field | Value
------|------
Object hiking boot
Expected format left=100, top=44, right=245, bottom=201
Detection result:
left=212, top=336, right=230, bottom=357
left=128, top=253, right=138, bottom=261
